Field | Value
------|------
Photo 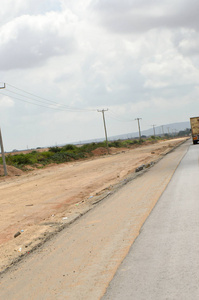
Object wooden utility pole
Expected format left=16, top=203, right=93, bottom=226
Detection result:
left=0, top=128, right=7, bottom=176
left=162, top=125, right=165, bottom=136
left=135, top=118, right=142, bottom=141
left=98, top=109, right=109, bottom=154
left=0, top=83, right=7, bottom=176
left=151, top=124, right=156, bottom=138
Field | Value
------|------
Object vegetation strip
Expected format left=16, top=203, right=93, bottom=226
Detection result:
left=0, top=136, right=187, bottom=170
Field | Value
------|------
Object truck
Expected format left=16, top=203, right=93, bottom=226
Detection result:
left=190, top=117, right=199, bottom=144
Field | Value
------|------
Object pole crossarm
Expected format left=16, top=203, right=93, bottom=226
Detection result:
left=0, top=83, right=6, bottom=89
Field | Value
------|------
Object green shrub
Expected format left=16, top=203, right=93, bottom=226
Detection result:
left=51, top=153, right=71, bottom=163
left=8, top=154, right=32, bottom=166
left=62, top=144, right=78, bottom=151
left=48, top=146, right=61, bottom=153
left=80, top=142, right=106, bottom=153
left=109, top=141, right=122, bottom=148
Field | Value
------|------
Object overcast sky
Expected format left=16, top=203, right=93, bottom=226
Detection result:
left=0, top=0, right=198, bottom=151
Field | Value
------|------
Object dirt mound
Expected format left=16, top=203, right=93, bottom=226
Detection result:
left=0, top=165, right=23, bottom=177
left=92, top=147, right=108, bottom=156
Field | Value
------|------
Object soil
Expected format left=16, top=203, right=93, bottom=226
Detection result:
left=0, top=137, right=188, bottom=273
left=0, top=165, right=23, bottom=177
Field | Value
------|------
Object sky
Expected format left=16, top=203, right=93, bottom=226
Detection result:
left=0, top=0, right=198, bottom=151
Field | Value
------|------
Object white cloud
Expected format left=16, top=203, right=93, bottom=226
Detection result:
left=177, top=30, right=199, bottom=57
left=0, top=0, right=62, bottom=24
left=0, top=10, right=77, bottom=70
left=91, top=0, right=199, bottom=33
left=0, top=95, right=14, bottom=108
left=141, top=51, right=199, bottom=88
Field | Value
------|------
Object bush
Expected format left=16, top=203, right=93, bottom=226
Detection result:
left=128, top=139, right=139, bottom=144
left=7, top=154, right=32, bottom=166
left=62, top=144, right=78, bottom=151
left=80, top=142, right=106, bottom=153
left=48, top=146, right=61, bottom=153
left=51, top=153, right=71, bottom=163
left=109, top=141, right=122, bottom=148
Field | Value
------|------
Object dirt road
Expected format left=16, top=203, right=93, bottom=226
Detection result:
left=0, top=138, right=187, bottom=273
left=0, top=139, right=190, bottom=299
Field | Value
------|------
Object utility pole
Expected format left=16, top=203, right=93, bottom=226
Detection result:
left=0, top=83, right=8, bottom=176
left=161, top=125, right=164, bottom=136
left=135, top=118, right=142, bottom=141
left=151, top=124, right=156, bottom=138
left=0, top=128, right=7, bottom=176
left=98, top=109, right=109, bottom=154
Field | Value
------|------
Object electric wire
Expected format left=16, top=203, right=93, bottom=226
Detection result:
left=107, top=114, right=130, bottom=122
left=3, top=89, right=86, bottom=112
left=108, top=110, right=135, bottom=123
left=4, top=83, right=97, bottom=112
left=5, top=89, right=68, bottom=109
left=0, top=91, right=87, bottom=112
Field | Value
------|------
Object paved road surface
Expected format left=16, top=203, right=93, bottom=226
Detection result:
left=0, top=140, right=189, bottom=299
left=103, top=142, right=199, bottom=300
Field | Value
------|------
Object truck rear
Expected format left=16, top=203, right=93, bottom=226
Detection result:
left=190, top=117, right=199, bottom=144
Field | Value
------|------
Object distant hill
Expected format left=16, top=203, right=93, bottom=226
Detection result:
left=75, top=121, right=190, bottom=144
left=130, top=121, right=190, bottom=139
left=15, top=121, right=190, bottom=152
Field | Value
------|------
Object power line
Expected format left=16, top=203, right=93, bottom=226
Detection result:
left=107, top=114, right=129, bottom=123
left=0, top=91, right=77, bottom=112
left=108, top=110, right=135, bottom=123
left=5, top=88, right=80, bottom=111
left=2, top=83, right=96, bottom=112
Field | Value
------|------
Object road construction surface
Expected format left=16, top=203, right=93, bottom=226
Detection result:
left=103, top=141, right=199, bottom=299
left=0, top=140, right=190, bottom=299
left=0, top=138, right=187, bottom=273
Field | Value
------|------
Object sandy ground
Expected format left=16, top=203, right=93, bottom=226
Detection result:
left=0, top=137, right=188, bottom=273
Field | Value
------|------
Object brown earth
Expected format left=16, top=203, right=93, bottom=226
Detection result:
left=0, top=137, right=188, bottom=273
left=0, top=165, right=23, bottom=177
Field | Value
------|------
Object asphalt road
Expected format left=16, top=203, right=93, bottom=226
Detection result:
left=103, top=142, right=199, bottom=300
left=0, top=140, right=190, bottom=300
